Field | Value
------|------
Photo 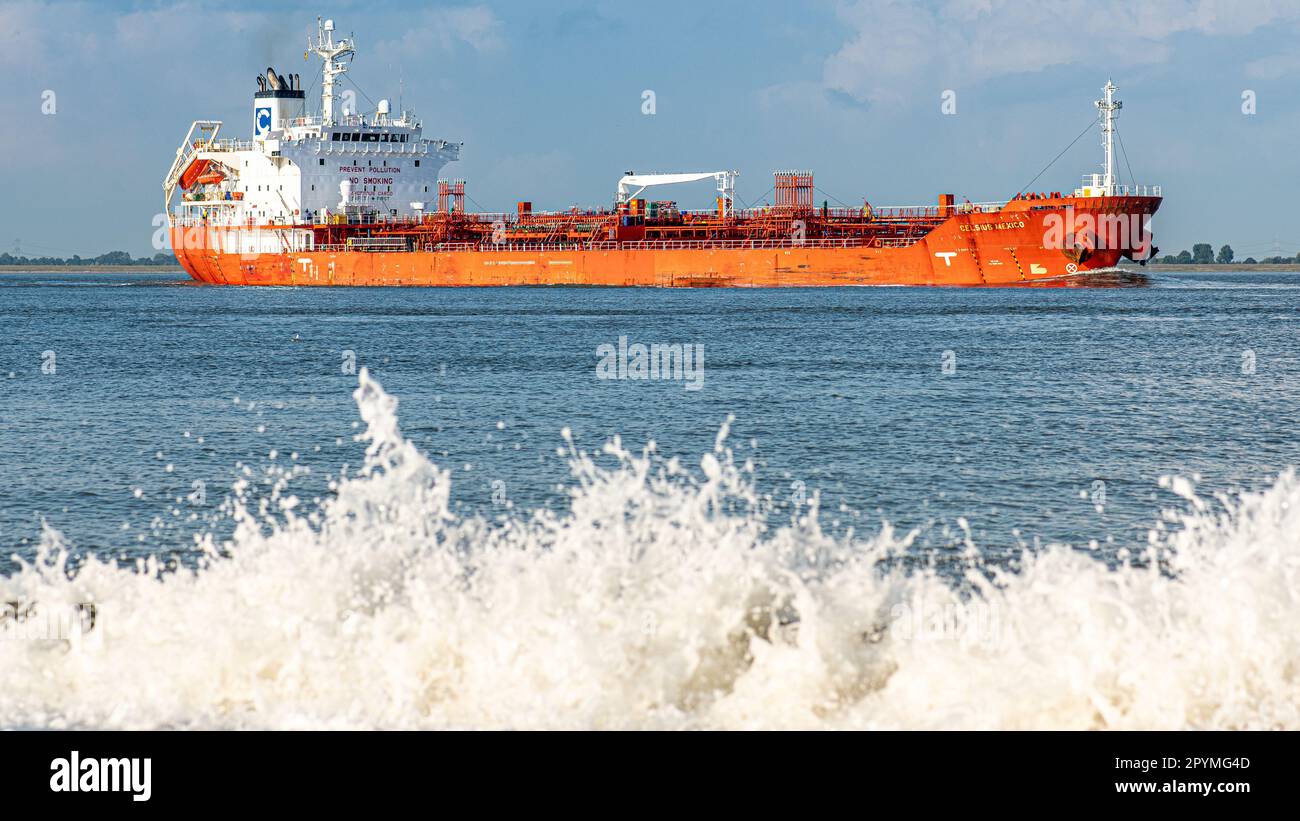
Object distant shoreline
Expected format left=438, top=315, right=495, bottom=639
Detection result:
left=0, top=265, right=185, bottom=273
left=1129, top=264, right=1300, bottom=272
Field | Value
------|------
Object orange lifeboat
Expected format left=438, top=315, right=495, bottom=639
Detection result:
left=179, top=158, right=212, bottom=190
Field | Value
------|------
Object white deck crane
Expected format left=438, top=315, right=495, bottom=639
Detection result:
left=616, top=170, right=739, bottom=217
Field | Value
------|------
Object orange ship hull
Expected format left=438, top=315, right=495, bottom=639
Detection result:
left=171, top=196, right=1160, bottom=287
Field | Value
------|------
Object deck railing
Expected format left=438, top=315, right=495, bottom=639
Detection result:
left=194, top=138, right=258, bottom=153
left=621, top=238, right=874, bottom=250
left=1108, top=184, right=1162, bottom=197
left=171, top=199, right=1014, bottom=229
left=1076, top=176, right=1163, bottom=197
left=308, top=237, right=924, bottom=253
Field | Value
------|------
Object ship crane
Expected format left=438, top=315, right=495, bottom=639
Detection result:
left=616, top=170, right=739, bottom=217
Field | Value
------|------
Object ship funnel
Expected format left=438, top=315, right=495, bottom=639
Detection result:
left=253, top=65, right=306, bottom=139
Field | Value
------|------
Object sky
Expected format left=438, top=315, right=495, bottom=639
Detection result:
left=2, top=0, right=1300, bottom=258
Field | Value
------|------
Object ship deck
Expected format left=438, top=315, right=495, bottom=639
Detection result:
left=171, top=190, right=1161, bottom=256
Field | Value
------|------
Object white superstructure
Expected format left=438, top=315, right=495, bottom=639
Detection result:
left=164, top=16, right=460, bottom=241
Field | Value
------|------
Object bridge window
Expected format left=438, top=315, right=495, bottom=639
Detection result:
left=332, top=132, right=340, bottom=141
left=352, top=133, right=360, bottom=141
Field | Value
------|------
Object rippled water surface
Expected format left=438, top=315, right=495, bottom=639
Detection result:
left=2, top=270, right=1298, bottom=565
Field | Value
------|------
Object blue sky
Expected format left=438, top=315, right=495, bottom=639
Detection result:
left=3, top=0, right=1300, bottom=257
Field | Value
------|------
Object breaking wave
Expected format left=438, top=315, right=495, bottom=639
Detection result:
left=2, top=370, right=1298, bottom=729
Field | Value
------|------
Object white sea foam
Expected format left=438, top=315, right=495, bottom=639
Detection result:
left=1, top=369, right=1298, bottom=729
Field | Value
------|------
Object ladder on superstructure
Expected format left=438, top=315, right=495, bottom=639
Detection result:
left=163, top=120, right=223, bottom=218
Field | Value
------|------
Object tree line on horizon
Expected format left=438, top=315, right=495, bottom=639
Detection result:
left=1157, top=244, right=1298, bottom=265
left=0, top=251, right=175, bottom=266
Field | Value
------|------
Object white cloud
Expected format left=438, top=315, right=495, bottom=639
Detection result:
left=0, top=3, right=503, bottom=69
left=824, top=0, right=1300, bottom=105
left=373, top=6, right=505, bottom=59
left=444, top=6, right=505, bottom=52
left=1245, top=51, right=1300, bottom=79
left=0, top=1, right=101, bottom=68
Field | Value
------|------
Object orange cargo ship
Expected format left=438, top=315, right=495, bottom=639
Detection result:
left=165, top=18, right=1161, bottom=287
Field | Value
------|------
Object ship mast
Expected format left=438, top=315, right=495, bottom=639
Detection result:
left=308, top=17, right=355, bottom=125
left=1095, top=80, right=1122, bottom=195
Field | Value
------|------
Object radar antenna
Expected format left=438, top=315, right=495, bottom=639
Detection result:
left=307, top=16, right=356, bottom=125
left=1095, top=80, right=1122, bottom=196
